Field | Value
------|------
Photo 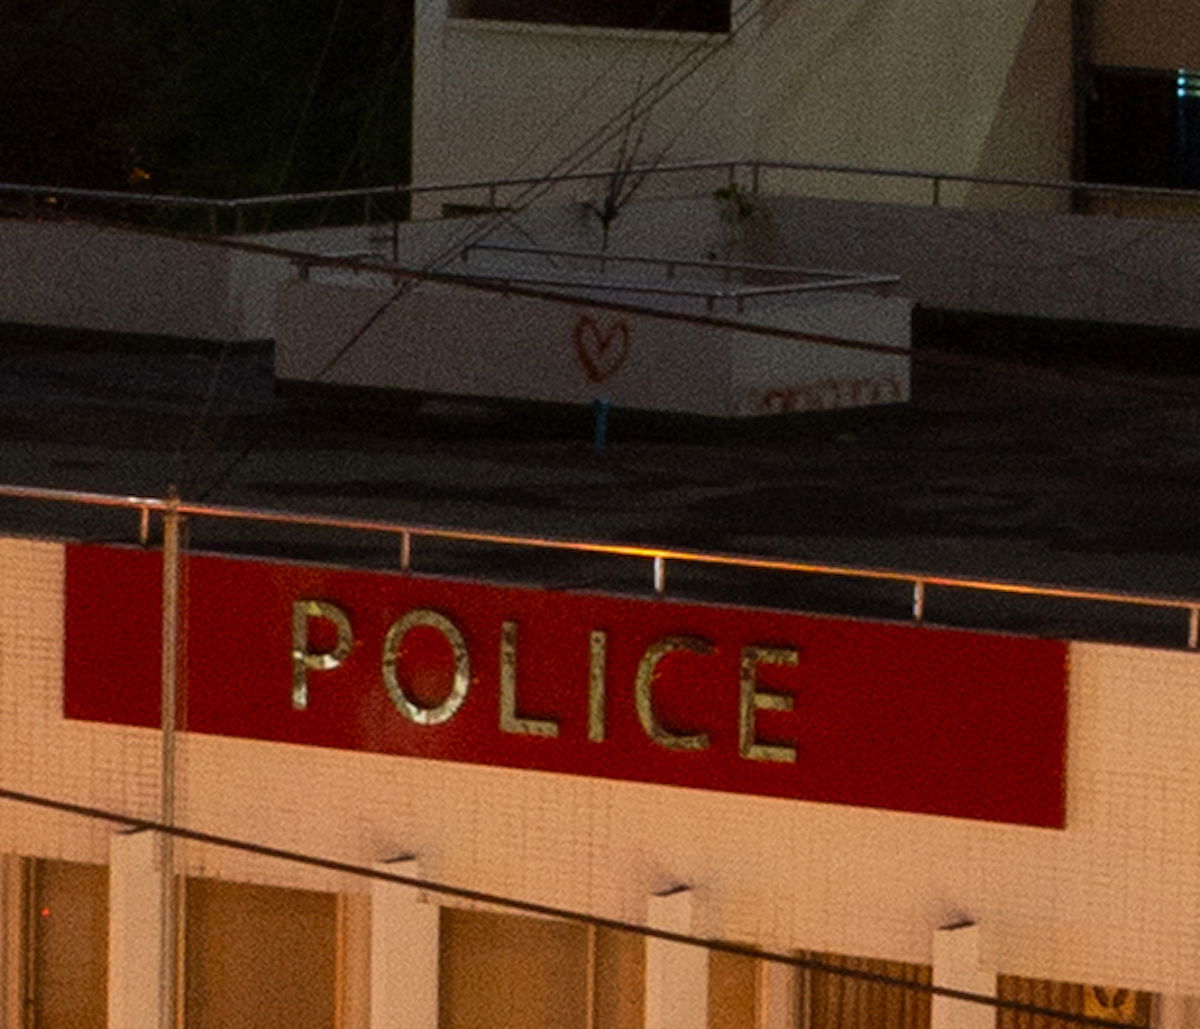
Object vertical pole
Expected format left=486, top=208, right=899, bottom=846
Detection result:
left=932, top=923, right=994, bottom=1029
left=912, top=580, right=926, bottom=622
left=159, top=488, right=183, bottom=1029
left=392, top=182, right=401, bottom=264
left=109, top=830, right=166, bottom=1029
left=757, top=959, right=798, bottom=1029
left=653, top=556, right=666, bottom=595
left=371, top=858, right=438, bottom=1029
left=400, top=531, right=412, bottom=573
left=593, top=399, right=610, bottom=455
left=585, top=925, right=597, bottom=1029
left=645, top=888, right=706, bottom=1029
left=0, top=855, right=24, bottom=1029
left=1189, top=607, right=1198, bottom=649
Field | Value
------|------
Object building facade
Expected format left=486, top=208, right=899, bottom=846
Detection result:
left=2, top=516, right=1200, bottom=1028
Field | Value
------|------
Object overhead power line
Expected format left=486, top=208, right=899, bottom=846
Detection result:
left=0, top=783, right=1145, bottom=1029
left=300, top=0, right=768, bottom=386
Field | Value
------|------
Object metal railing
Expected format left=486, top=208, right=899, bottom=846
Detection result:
left=455, top=244, right=900, bottom=310
left=7, top=157, right=1200, bottom=235
left=5, top=482, right=1200, bottom=650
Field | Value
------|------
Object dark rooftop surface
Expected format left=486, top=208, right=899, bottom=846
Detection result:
left=4, top=312, right=1200, bottom=649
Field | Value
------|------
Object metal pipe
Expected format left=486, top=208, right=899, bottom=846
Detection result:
left=0, top=482, right=1199, bottom=637
left=400, top=530, right=412, bottom=572
left=158, top=489, right=183, bottom=1029
left=10, top=157, right=1200, bottom=228
left=913, top=580, right=926, bottom=621
left=653, top=556, right=666, bottom=595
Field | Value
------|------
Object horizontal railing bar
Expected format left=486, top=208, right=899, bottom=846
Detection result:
left=1, top=482, right=1199, bottom=620
left=0, top=182, right=235, bottom=209
left=411, top=271, right=895, bottom=304
left=744, top=160, right=1200, bottom=201
left=461, top=243, right=882, bottom=281
left=296, top=250, right=899, bottom=300
left=10, top=157, right=1200, bottom=224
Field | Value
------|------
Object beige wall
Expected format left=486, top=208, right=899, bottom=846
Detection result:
left=0, top=221, right=291, bottom=343
left=968, top=0, right=1074, bottom=209
left=273, top=276, right=910, bottom=417
left=6, top=535, right=1200, bottom=994
left=413, top=12, right=761, bottom=219
left=753, top=194, right=1200, bottom=328
left=756, top=0, right=1070, bottom=195
left=411, top=0, right=1075, bottom=214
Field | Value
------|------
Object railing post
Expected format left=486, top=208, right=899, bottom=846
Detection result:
left=1189, top=607, right=1199, bottom=650
left=653, top=556, right=666, bottom=595
left=912, top=579, right=926, bottom=621
left=400, top=531, right=412, bottom=572
left=138, top=505, right=151, bottom=547
left=158, top=488, right=184, bottom=1029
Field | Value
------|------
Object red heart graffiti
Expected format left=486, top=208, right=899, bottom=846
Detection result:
left=573, top=315, right=630, bottom=383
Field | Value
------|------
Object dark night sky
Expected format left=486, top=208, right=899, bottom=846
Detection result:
left=1, top=0, right=412, bottom=196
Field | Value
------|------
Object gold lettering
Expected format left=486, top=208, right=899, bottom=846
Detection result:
left=588, top=629, right=607, bottom=742
left=499, top=621, right=559, bottom=737
left=291, top=600, right=353, bottom=710
left=739, top=646, right=798, bottom=762
left=634, top=636, right=713, bottom=751
left=381, top=609, right=470, bottom=725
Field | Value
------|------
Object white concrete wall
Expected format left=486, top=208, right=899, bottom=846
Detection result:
left=5, top=536, right=1200, bottom=995
left=0, top=221, right=255, bottom=342
left=412, top=1, right=762, bottom=219
left=752, top=194, right=1200, bottom=328
left=411, top=0, right=1073, bottom=213
left=273, top=277, right=909, bottom=416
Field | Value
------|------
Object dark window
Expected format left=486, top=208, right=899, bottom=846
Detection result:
left=451, top=0, right=730, bottom=33
left=1084, top=66, right=1200, bottom=189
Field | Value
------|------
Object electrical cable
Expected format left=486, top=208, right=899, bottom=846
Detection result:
left=159, top=231, right=1200, bottom=500
left=0, top=782, right=1147, bottom=1029
left=180, top=0, right=769, bottom=498
left=270, top=0, right=348, bottom=204
left=300, top=0, right=767, bottom=380
left=174, top=0, right=761, bottom=497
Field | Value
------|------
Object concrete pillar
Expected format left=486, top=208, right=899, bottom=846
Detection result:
left=932, top=922, right=994, bottom=1029
left=646, top=886, right=707, bottom=1029
left=757, top=958, right=798, bottom=1029
left=108, top=829, right=166, bottom=1029
left=1159, top=994, right=1200, bottom=1029
left=371, top=857, right=439, bottom=1029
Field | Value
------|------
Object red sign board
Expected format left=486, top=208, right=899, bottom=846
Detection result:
left=63, top=544, right=1068, bottom=827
